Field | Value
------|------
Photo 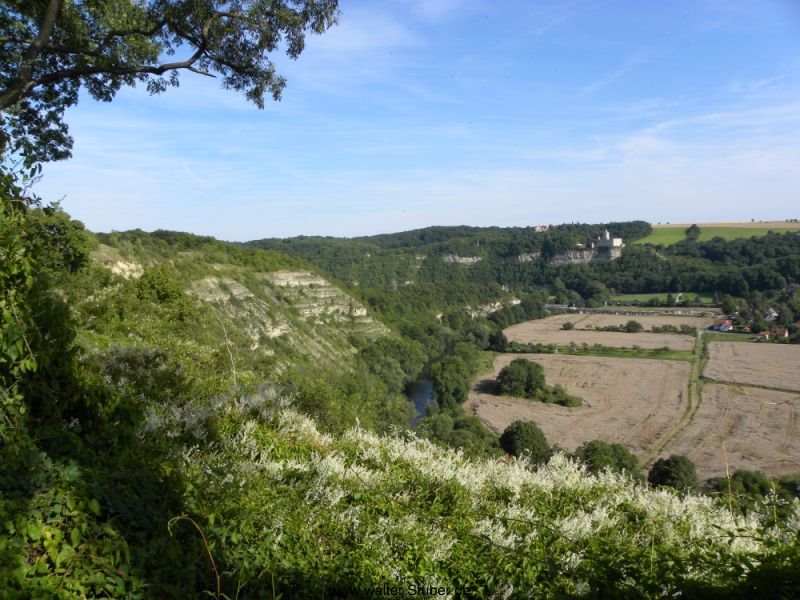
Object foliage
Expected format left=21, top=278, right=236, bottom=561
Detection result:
left=0, top=0, right=339, bottom=164
left=0, top=175, right=36, bottom=434
left=499, top=420, right=550, bottom=464
left=625, top=319, right=643, bottom=333
left=429, top=343, right=483, bottom=409
left=709, top=470, right=800, bottom=521
left=22, top=204, right=96, bottom=275
left=573, top=440, right=643, bottom=481
left=496, top=358, right=583, bottom=407
left=416, top=405, right=501, bottom=458
left=497, top=358, right=545, bottom=398
left=649, top=455, right=699, bottom=492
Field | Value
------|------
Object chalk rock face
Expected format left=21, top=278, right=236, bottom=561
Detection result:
left=516, top=252, right=542, bottom=263
left=442, top=255, right=482, bottom=265
left=110, top=260, right=144, bottom=279
left=260, top=270, right=373, bottom=320
left=184, top=270, right=387, bottom=370
left=92, top=244, right=144, bottom=279
left=550, top=250, right=597, bottom=266
left=549, top=247, right=622, bottom=265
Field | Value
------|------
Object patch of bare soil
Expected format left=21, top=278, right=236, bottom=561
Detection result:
left=465, top=354, right=689, bottom=458
left=704, top=342, right=800, bottom=391
left=661, top=384, right=800, bottom=480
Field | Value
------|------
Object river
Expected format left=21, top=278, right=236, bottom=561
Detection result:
left=406, top=379, right=434, bottom=425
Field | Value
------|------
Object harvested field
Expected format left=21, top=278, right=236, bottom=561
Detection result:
left=517, top=313, right=714, bottom=330
left=661, top=384, right=800, bottom=480
left=704, top=342, right=800, bottom=392
left=466, top=354, right=690, bottom=458
left=503, top=314, right=710, bottom=350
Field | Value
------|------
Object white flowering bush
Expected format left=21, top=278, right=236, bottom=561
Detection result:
left=177, top=407, right=800, bottom=598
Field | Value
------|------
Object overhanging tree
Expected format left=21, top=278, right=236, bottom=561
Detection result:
left=0, top=0, right=339, bottom=165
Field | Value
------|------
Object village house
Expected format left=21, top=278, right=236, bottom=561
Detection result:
left=772, top=327, right=789, bottom=339
left=711, top=319, right=734, bottom=332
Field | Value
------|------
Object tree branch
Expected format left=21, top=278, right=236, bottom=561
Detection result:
left=0, top=0, right=64, bottom=111
left=25, top=11, right=235, bottom=95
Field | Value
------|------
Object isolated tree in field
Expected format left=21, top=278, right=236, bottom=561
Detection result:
left=685, top=224, right=701, bottom=241
left=497, top=358, right=545, bottom=398
left=499, top=420, right=549, bottom=464
left=648, top=455, right=698, bottom=492
left=0, top=0, right=339, bottom=164
left=574, top=440, right=642, bottom=480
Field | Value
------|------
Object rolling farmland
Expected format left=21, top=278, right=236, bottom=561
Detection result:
left=473, top=313, right=800, bottom=480
left=466, top=354, right=690, bottom=458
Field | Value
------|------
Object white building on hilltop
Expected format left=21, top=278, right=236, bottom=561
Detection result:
left=592, top=229, right=624, bottom=260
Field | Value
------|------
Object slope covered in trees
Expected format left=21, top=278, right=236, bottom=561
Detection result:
left=247, top=224, right=800, bottom=312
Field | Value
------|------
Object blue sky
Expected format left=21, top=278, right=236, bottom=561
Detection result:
left=34, top=0, right=800, bottom=240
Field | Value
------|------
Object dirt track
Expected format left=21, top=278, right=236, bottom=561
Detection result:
left=704, top=342, right=800, bottom=391
left=661, top=384, right=800, bottom=480
left=465, top=354, right=689, bottom=458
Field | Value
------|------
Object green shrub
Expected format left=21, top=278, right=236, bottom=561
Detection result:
left=574, top=440, right=642, bottom=480
left=499, top=420, right=549, bottom=464
left=649, top=455, right=698, bottom=491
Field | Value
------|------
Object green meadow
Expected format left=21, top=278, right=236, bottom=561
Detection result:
left=636, top=224, right=800, bottom=246
left=610, top=291, right=714, bottom=304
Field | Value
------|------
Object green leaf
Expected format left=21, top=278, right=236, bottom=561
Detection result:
left=70, top=527, right=81, bottom=547
left=56, top=545, right=75, bottom=568
left=88, top=498, right=101, bottom=516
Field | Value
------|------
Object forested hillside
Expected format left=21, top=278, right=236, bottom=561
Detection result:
left=249, top=223, right=800, bottom=314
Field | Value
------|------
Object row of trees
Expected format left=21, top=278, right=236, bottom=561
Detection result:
left=498, top=421, right=697, bottom=491
left=499, top=421, right=708, bottom=492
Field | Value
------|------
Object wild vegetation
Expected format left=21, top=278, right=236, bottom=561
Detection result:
left=3, top=3, right=800, bottom=595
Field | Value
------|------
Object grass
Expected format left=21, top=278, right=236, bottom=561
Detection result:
left=634, top=228, right=687, bottom=246
left=611, top=291, right=714, bottom=304
left=551, top=345, right=694, bottom=361
left=697, top=226, right=800, bottom=242
left=636, top=225, right=800, bottom=246
left=702, top=332, right=755, bottom=343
